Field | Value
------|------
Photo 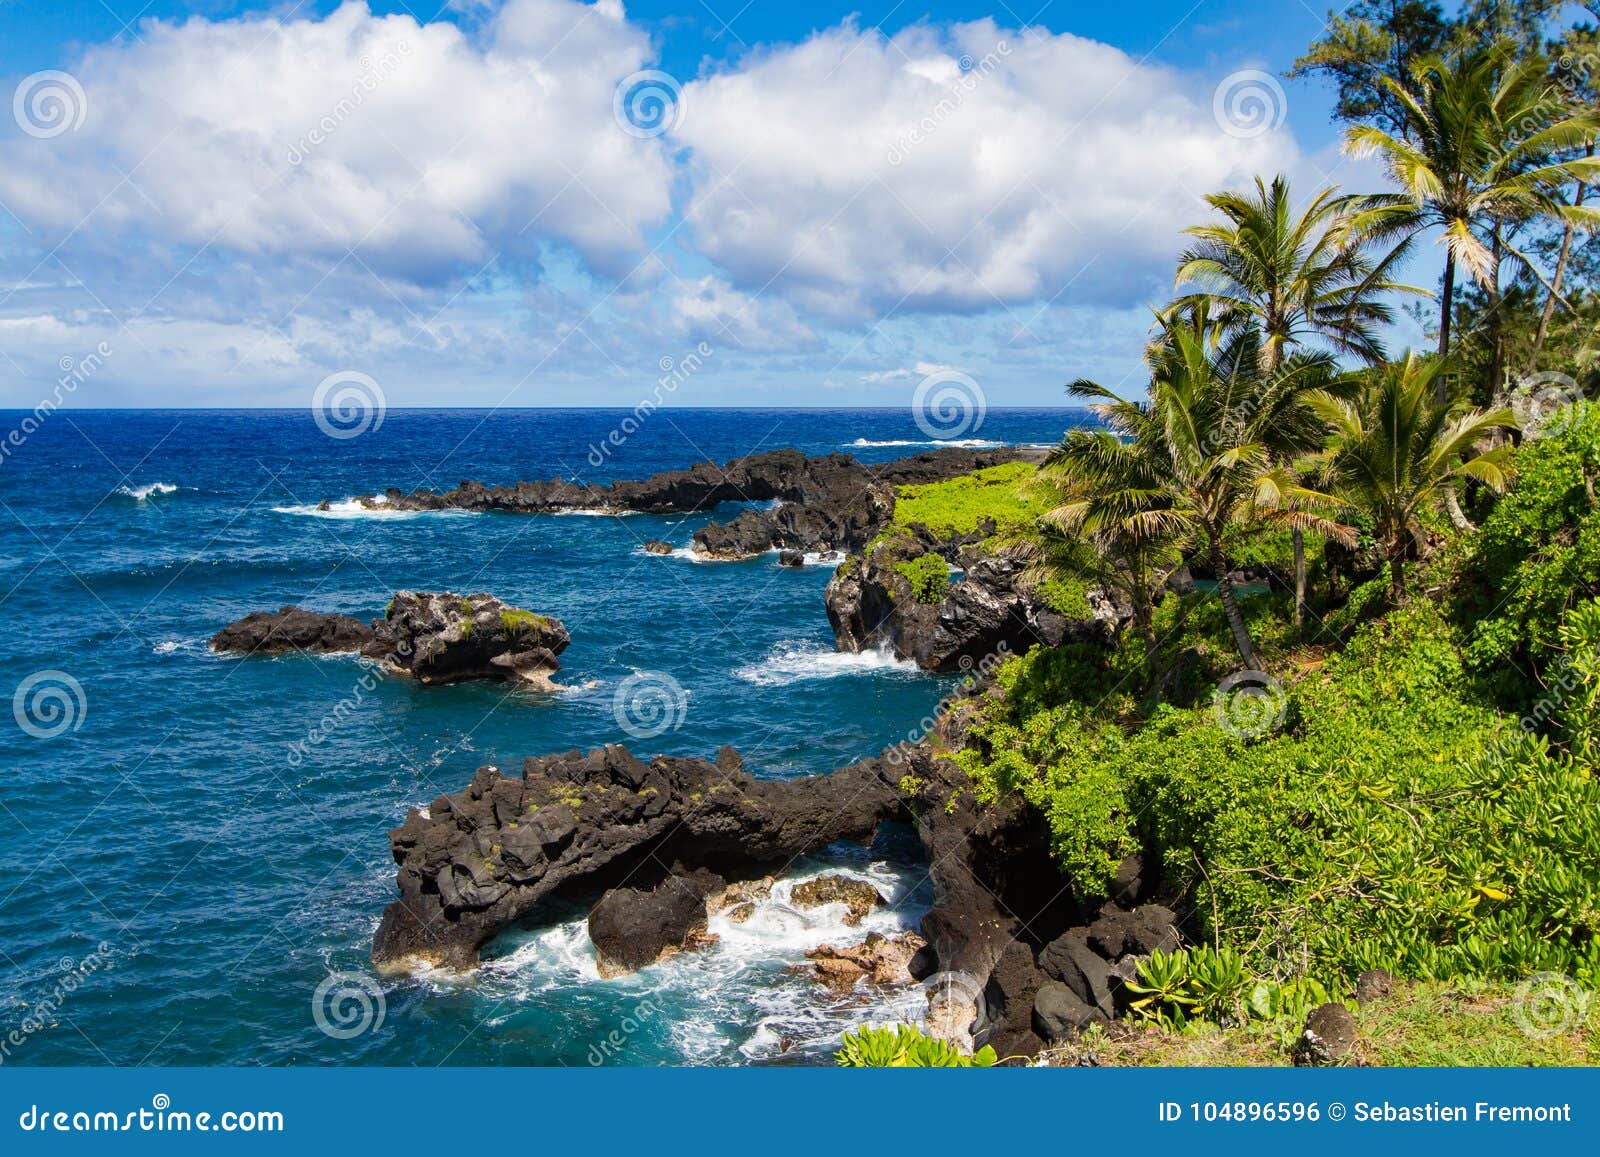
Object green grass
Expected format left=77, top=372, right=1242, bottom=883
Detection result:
left=500, top=609, right=550, bottom=636
left=1043, top=980, right=1597, bottom=1067
left=888, top=461, right=1051, bottom=545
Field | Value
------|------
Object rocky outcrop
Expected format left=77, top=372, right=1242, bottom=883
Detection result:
left=210, top=606, right=376, bottom=655
left=588, top=868, right=724, bottom=978
left=371, top=745, right=905, bottom=973
left=802, top=932, right=932, bottom=992
left=212, top=591, right=571, bottom=689
left=789, top=875, right=883, bottom=926
left=358, top=446, right=1042, bottom=560
left=825, top=539, right=1127, bottom=673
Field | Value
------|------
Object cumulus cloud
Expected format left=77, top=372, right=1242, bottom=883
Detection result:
left=675, top=19, right=1299, bottom=321
left=0, top=0, right=671, bottom=285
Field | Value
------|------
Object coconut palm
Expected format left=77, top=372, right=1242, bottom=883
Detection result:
left=1052, top=315, right=1354, bottom=669
left=1038, top=433, right=1186, bottom=677
left=1308, top=353, right=1519, bottom=601
left=1170, top=175, right=1414, bottom=371
left=1344, top=40, right=1600, bottom=360
left=1169, top=174, right=1418, bottom=625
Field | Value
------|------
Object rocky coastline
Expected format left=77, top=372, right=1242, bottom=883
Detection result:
left=259, top=445, right=1158, bottom=1061
left=349, top=446, right=1044, bottom=559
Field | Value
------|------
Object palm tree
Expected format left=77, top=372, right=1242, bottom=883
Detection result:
left=1308, top=353, right=1518, bottom=602
left=1055, top=315, right=1353, bottom=669
left=1171, top=175, right=1413, bottom=371
left=1038, top=433, right=1186, bottom=677
left=1344, top=41, right=1600, bottom=362
left=1169, top=174, right=1418, bottom=625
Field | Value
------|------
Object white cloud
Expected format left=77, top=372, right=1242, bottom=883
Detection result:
left=669, top=274, right=817, bottom=351
left=675, top=19, right=1300, bottom=321
left=0, top=0, right=672, bottom=285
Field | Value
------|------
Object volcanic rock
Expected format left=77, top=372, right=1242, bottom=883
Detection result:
left=789, top=875, right=883, bottom=926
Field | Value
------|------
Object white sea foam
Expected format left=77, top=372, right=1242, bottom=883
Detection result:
left=551, top=508, right=638, bottom=517
left=733, top=641, right=917, bottom=686
left=115, top=482, right=180, bottom=500
left=474, top=858, right=930, bottom=1064
left=272, top=495, right=481, bottom=520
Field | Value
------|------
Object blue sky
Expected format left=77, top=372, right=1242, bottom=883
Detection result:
left=0, top=0, right=1431, bottom=409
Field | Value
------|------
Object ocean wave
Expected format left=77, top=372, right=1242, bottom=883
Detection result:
left=846, top=438, right=1002, bottom=449
left=473, top=858, right=930, bottom=1064
left=551, top=508, right=639, bottom=517
left=272, top=496, right=482, bottom=520
left=114, top=482, right=180, bottom=501
left=733, top=642, right=918, bottom=686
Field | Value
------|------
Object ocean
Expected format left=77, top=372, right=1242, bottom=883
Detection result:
left=0, top=407, right=1083, bottom=1066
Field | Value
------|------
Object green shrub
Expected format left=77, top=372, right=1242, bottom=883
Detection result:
left=835, top=1025, right=997, bottom=1067
left=1464, top=402, right=1600, bottom=678
left=893, top=553, right=951, bottom=604
left=955, top=602, right=1600, bottom=987
left=1125, top=946, right=1342, bottom=1030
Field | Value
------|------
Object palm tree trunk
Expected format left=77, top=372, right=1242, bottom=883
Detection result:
left=1389, top=551, right=1406, bottom=604
left=1487, top=226, right=1504, bottom=404
left=1444, top=485, right=1473, bottom=532
left=1531, top=163, right=1588, bottom=370
left=1212, top=547, right=1260, bottom=669
left=1437, top=249, right=1456, bottom=364
left=1292, top=528, right=1306, bottom=630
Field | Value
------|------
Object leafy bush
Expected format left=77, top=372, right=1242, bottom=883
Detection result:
left=893, top=553, right=951, bottom=604
left=1464, top=403, right=1600, bottom=678
left=835, top=1025, right=997, bottom=1067
left=955, top=602, right=1600, bottom=987
left=1125, top=947, right=1341, bottom=1029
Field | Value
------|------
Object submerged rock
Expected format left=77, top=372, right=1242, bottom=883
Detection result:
left=209, top=606, right=376, bottom=655
left=642, top=539, right=673, bottom=555
left=211, top=591, right=571, bottom=689
left=789, top=874, right=884, bottom=926
left=802, top=931, right=929, bottom=992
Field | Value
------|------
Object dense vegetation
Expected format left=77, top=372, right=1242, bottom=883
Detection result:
left=842, top=0, right=1600, bottom=1066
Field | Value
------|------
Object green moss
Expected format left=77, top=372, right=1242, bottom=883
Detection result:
left=893, top=553, right=951, bottom=604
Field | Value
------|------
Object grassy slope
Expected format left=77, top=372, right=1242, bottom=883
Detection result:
left=1042, top=981, right=1597, bottom=1067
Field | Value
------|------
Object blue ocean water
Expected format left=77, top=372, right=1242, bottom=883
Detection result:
left=0, top=408, right=1083, bottom=1067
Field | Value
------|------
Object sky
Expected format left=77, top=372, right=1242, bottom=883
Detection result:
left=0, top=0, right=1432, bottom=410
